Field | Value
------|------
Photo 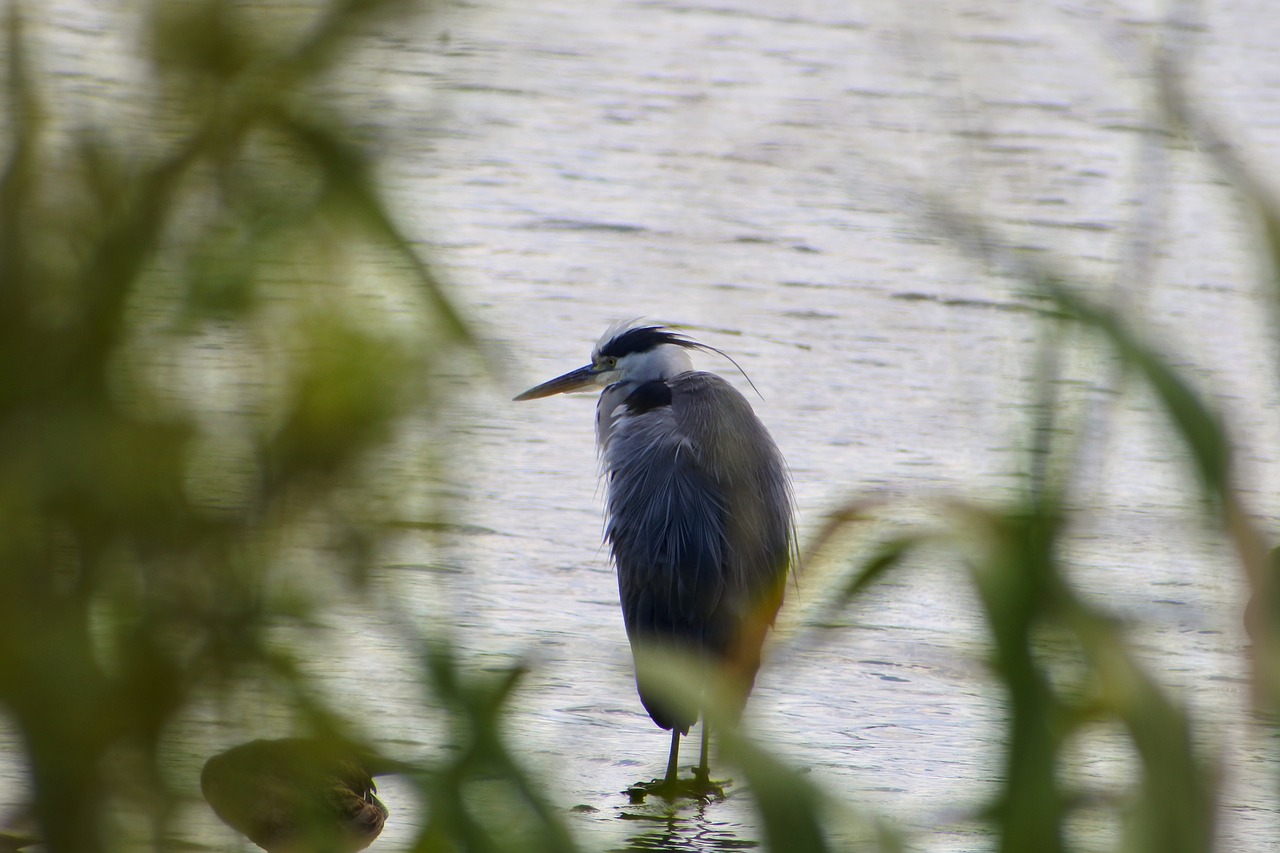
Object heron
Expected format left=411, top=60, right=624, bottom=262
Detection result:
left=515, top=321, right=793, bottom=796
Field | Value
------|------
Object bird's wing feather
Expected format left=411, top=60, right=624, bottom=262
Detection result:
left=604, top=401, right=728, bottom=647
left=667, top=373, right=793, bottom=610
left=599, top=371, right=793, bottom=732
left=602, top=372, right=792, bottom=649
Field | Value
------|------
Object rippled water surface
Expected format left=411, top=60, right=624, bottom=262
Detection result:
left=28, top=0, right=1280, bottom=850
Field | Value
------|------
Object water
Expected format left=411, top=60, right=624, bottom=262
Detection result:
left=26, top=0, right=1280, bottom=849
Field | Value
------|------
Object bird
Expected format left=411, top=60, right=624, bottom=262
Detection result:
left=200, top=738, right=390, bottom=852
left=515, top=321, right=793, bottom=795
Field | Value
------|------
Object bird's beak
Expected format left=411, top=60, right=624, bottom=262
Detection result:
left=513, top=364, right=600, bottom=401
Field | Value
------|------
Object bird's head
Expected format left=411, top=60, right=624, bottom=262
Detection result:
left=514, top=321, right=697, bottom=401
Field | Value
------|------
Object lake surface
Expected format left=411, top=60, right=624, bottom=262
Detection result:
left=27, top=0, right=1280, bottom=850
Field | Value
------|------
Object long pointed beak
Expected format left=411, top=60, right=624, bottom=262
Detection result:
left=513, top=364, right=599, bottom=401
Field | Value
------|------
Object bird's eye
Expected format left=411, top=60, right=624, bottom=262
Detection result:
left=602, top=357, right=618, bottom=369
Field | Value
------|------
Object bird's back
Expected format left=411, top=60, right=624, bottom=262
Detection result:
left=599, top=371, right=792, bottom=733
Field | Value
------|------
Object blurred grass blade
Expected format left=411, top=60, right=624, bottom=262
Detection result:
left=801, top=534, right=919, bottom=636
left=717, top=725, right=832, bottom=853
left=1073, top=609, right=1216, bottom=853
left=836, top=537, right=916, bottom=609
left=275, top=113, right=473, bottom=344
left=0, top=2, right=39, bottom=381
left=1045, top=282, right=1231, bottom=506
left=416, top=641, right=582, bottom=853
left=961, top=504, right=1069, bottom=853
left=1157, top=59, right=1280, bottom=315
left=1044, top=280, right=1280, bottom=704
left=787, top=499, right=920, bottom=638
left=1154, top=62, right=1280, bottom=709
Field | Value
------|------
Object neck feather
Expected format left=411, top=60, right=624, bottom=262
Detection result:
left=621, top=344, right=693, bottom=383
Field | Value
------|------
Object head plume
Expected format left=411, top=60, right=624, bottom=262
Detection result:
left=593, top=320, right=763, bottom=398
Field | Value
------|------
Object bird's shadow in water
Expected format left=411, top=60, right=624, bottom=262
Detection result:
left=612, top=782, right=757, bottom=852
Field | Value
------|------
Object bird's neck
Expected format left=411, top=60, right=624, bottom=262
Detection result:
left=623, top=344, right=693, bottom=384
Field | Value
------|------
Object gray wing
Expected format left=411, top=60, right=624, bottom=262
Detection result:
left=668, top=372, right=793, bottom=614
left=600, top=372, right=793, bottom=731
left=602, top=389, right=729, bottom=652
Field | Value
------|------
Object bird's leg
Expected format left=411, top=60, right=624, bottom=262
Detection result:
left=664, top=728, right=681, bottom=786
left=695, top=722, right=710, bottom=784
left=625, top=725, right=724, bottom=804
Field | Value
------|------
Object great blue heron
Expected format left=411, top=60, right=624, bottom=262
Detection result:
left=515, top=321, right=793, bottom=795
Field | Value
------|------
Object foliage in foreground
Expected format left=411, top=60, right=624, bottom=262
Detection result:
left=0, top=2, right=1275, bottom=852
left=0, top=1, right=472, bottom=849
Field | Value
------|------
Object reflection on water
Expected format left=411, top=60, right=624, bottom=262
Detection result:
left=616, top=801, right=760, bottom=852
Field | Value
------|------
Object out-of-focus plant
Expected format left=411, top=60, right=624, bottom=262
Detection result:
left=1154, top=61, right=1280, bottom=711
left=404, top=642, right=583, bottom=853
left=4, top=1, right=1274, bottom=851
left=634, top=48, right=1276, bottom=850
left=0, top=1, right=475, bottom=849
left=797, top=298, right=1223, bottom=852
left=788, top=56, right=1280, bottom=851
